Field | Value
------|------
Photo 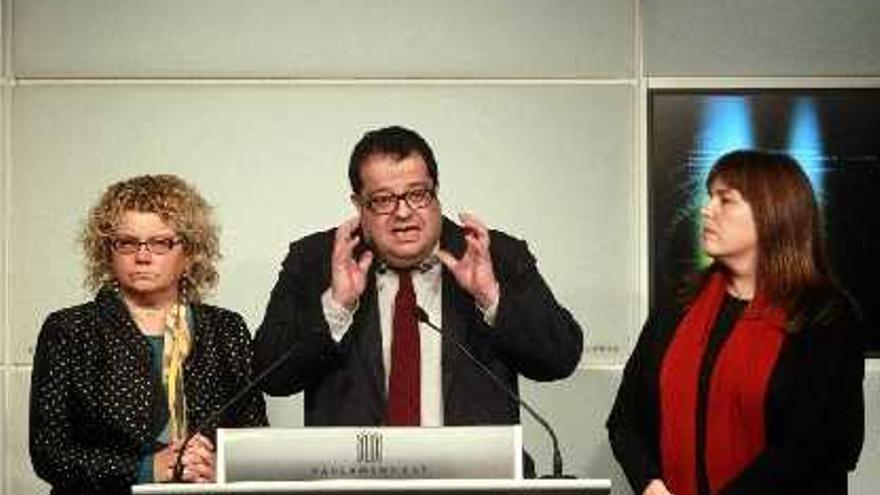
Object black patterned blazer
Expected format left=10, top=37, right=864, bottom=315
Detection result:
left=29, top=287, right=268, bottom=495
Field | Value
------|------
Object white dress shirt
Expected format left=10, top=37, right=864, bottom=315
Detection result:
left=321, top=254, right=499, bottom=426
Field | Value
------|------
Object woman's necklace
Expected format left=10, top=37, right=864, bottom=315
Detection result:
left=726, top=282, right=754, bottom=301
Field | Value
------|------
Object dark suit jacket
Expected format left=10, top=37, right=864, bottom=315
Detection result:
left=254, top=217, right=583, bottom=426
left=29, top=288, right=268, bottom=495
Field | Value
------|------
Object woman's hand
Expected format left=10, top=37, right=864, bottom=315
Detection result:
left=179, top=434, right=216, bottom=483
left=152, top=441, right=181, bottom=482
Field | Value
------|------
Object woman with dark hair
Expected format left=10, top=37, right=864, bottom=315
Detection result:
left=607, top=150, right=864, bottom=495
left=30, top=175, right=267, bottom=494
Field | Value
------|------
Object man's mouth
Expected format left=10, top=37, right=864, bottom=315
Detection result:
left=391, top=225, right=420, bottom=239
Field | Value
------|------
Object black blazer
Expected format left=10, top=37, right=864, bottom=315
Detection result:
left=29, top=288, right=268, bottom=495
left=254, top=217, right=584, bottom=426
left=606, top=290, right=864, bottom=495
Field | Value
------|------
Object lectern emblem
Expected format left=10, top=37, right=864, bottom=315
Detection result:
left=356, top=431, right=383, bottom=463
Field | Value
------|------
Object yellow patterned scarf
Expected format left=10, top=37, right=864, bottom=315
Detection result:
left=163, top=303, right=191, bottom=442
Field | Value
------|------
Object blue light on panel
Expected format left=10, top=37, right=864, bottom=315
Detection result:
left=787, top=97, right=825, bottom=200
left=693, top=96, right=755, bottom=194
left=690, top=96, right=754, bottom=267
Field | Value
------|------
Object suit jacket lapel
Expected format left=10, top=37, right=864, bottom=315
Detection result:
left=441, top=271, right=467, bottom=405
left=439, top=217, right=469, bottom=407
left=352, top=266, right=387, bottom=414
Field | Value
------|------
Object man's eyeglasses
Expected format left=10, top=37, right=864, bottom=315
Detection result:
left=108, top=237, right=183, bottom=255
left=362, top=187, right=436, bottom=215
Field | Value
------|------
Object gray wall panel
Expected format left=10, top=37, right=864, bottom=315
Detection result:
left=644, top=0, right=880, bottom=76
left=13, top=0, right=633, bottom=78
left=1, top=85, right=7, bottom=363
left=7, top=370, right=50, bottom=494
left=851, top=366, right=880, bottom=495
left=519, top=368, right=622, bottom=483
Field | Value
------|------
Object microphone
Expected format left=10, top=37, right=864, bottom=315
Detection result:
left=170, top=342, right=297, bottom=482
left=414, top=305, right=573, bottom=479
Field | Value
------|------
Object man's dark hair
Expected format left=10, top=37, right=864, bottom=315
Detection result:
left=348, top=126, right=439, bottom=194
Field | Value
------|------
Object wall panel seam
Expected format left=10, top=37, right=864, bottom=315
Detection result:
left=12, top=77, right=638, bottom=87
left=647, top=76, right=880, bottom=88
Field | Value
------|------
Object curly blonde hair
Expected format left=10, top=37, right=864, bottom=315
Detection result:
left=81, top=174, right=221, bottom=302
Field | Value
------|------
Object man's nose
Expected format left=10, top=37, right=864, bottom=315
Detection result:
left=393, top=198, right=414, bottom=218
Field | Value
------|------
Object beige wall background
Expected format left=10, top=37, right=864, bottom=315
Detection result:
left=1, top=1, right=877, bottom=493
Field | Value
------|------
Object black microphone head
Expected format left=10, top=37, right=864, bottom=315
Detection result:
left=414, top=305, right=430, bottom=323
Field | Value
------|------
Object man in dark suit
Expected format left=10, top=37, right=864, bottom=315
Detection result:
left=254, top=125, right=583, bottom=427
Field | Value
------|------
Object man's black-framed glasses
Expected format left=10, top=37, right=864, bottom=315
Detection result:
left=109, top=237, right=184, bottom=255
left=362, top=186, right=436, bottom=215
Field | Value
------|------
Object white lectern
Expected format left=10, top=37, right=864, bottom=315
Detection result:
left=217, top=426, right=522, bottom=482
left=133, top=427, right=610, bottom=495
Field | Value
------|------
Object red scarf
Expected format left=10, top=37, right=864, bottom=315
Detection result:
left=659, top=272, right=787, bottom=495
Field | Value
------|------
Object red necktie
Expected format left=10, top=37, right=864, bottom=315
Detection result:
left=386, top=270, right=420, bottom=425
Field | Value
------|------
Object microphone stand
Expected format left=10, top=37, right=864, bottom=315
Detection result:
left=170, top=343, right=297, bottom=482
left=414, top=306, right=574, bottom=479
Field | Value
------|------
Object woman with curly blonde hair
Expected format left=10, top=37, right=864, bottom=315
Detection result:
left=30, top=174, right=267, bottom=494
